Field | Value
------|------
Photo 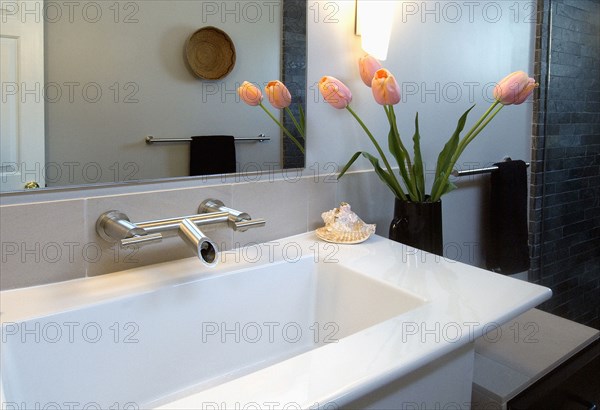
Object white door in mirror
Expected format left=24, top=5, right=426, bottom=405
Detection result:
left=0, top=1, right=45, bottom=192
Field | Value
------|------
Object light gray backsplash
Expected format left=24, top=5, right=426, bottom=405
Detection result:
left=0, top=200, right=87, bottom=289
left=2, top=173, right=372, bottom=290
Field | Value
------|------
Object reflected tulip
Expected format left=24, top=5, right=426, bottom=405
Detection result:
left=494, top=71, right=538, bottom=105
left=319, top=76, right=352, bottom=109
left=359, top=55, right=382, bottom=87
left=238, top=81, right=263, bottom=106
left=371, top=68, right=401, bottom=105
left=265, top=81, right=292, bottom=109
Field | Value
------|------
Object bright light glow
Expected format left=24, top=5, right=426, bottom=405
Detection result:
left=356, top=0, right=396, bottom=61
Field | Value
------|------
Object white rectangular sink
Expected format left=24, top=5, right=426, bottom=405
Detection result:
left=1, top=242, right=425, bottom=409
left=0, top=233, right=551, bottom=409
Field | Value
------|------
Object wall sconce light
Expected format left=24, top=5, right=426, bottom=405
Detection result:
left=355, top=0, right=396, bottom=61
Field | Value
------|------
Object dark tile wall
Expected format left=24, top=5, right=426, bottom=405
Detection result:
left=530, top=0, right=600, bottom=329
left=281, top=0, right=306, bottom=168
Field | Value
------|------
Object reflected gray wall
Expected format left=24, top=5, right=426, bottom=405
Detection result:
left=45, top=1, right=281, bottom=186
left=282, top=0, right=306, bottom=168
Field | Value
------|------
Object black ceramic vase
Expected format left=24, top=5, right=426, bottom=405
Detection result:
left=389, top=197, right=443, bottom=255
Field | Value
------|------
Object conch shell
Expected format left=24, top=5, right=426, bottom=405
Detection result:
left=316, top=202, right=376, bottom=244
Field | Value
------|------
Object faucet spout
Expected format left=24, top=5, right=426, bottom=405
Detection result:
left=178, top=219, right=218, bottom=267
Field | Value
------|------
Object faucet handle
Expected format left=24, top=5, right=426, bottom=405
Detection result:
left=199, top=199, right=250, bottom=222
left=96, top=210, right=163, bottom=248
left=233, top=219, right=266, bottom=232
left=120, top=233, right=163, bottom=248
left=96, top=211, right=144, bottom=242
left=200, top=199, right=266, bottom=232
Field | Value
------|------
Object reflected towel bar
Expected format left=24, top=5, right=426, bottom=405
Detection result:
left=452, top=162, right=530, bottom=177
left=145, top=135, right=270, bottom=144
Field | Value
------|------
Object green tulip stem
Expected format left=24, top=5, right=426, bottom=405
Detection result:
left=430, top=100, right=504, bottom=202
left=346, top=105, right=407, bottom=201
left=452, top=103, right=503, bottom=170
left=455, top=100, right=501, bottom=159
left=461, top=103, right=505, bottom=152
left=285, top=106, right=305, bottom=138
left=259, top=102, right=305, bottom=154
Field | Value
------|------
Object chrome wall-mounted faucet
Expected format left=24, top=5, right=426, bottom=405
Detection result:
left=95, top=199, right=265, bottom=266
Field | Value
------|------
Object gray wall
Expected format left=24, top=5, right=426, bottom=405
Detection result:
left=307, top=0, right=535, bottom=267
left=46, top=0, right=281, bottom=185
left=2, top=1, right=535, bottom=288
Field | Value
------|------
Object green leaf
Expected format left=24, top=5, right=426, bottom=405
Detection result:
left=412, top=113, right=425, bottom=201
left=337, top=151, right=362, bottom=180
left=298, top=104, right=305, bottom=135
left=388, top=125, right=405, bottom=171
left=387, top=121, right=414, bottom=197
left=285, top=106, right=304, bottom=139
left=443, top=181, right=458, bottom=195
left=431, top=105, right=475, bottom=198
left=435, top=171, right=457, bottom=197
left=361, top=152, right=404, bottom=199
left=386, top=106, right=420, bottom=201
left=338, top=151, right=407, bottom=200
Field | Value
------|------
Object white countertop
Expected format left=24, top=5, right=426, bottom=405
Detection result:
left=1, top=233, right=552, bottom=408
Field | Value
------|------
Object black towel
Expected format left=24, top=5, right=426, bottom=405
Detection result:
left=487, top=160, right=530, bottom=274
left=190, top=136, right=236, bottom=176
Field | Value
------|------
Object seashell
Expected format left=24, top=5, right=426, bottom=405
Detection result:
left=316, top=202, right=376, bottom=244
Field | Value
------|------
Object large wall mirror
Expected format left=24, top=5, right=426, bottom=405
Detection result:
left=0, top=0, right=306, bottom=193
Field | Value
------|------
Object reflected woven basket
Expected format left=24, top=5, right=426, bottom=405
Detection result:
left=185, top=26, right=236, bottom=80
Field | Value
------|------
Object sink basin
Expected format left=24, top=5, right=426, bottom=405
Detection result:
left=1, top=240, right=425, bottom=409
left=0, top=233, right=551, bottom=409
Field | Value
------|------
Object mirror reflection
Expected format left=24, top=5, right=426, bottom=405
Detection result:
left=0, top=0, right=306, bottom=192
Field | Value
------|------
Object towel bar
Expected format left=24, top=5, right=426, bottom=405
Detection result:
left=452, top=162, right=530, bottom=177
left=145, top=134, right=270, bottom=144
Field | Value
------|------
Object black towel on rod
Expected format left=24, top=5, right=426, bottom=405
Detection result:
left=487, top=160, right=530, bottom=274
left=189, top=136, right=236, bottom=176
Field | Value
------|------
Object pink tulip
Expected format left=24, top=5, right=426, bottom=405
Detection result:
left=238, top=81, right=263, bottom=106
left=371, top=68, right=401, bottom=105
left=358, top=55, right=382, bottom=87
left=513, top=77, right=538, bottom=105
left=265, top=80, right=292, bottom=109
left=319, top=76, right=353, bottom=109
left=493, top=71, right=538, bottom=105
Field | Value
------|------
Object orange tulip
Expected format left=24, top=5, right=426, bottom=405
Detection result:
left=238, top=81, right=263, bottom=106
left=371, top=68, right=401, bottom=105
left=493, top=71, right=538, bottom=105
left=358, top=55, right=382, bottom=87
left=265, top=80, right=292, bottom=109
left=319, top=76, right=352, bottom=109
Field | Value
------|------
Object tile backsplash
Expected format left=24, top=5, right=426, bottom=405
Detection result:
left=0, top=171, right=394, bottom=290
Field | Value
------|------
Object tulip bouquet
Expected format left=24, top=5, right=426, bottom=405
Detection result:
left=238, top=80, right=305, bottom=154
left=319, top=56, right=537, bottom=203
